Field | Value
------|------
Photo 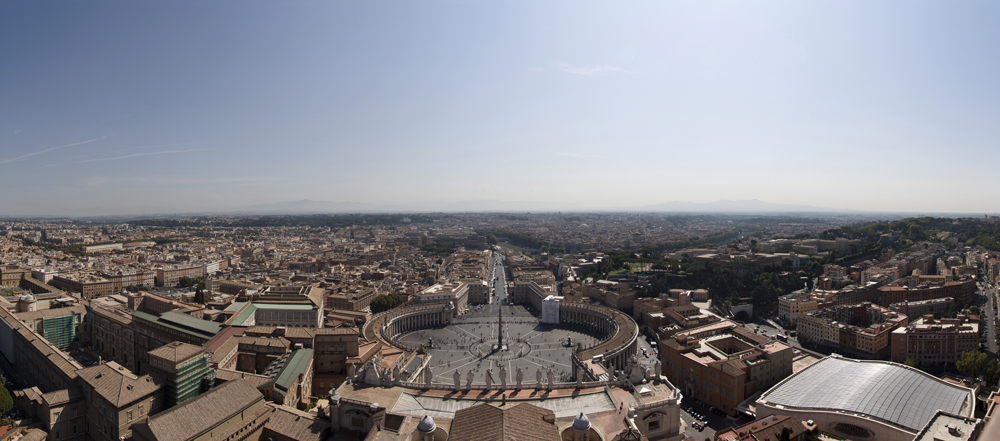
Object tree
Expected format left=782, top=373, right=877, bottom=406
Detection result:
left=956, top=350, right=988, bottom=378
left=985, top=361, right=1000, bottom=387
left=779, top=428, right=790, bottom=441
left=194, top=289, right=206, bottom=304
left=0, top=385, right=11, bottom=416
left=904, top=359, right=920, bottom=369
left=485, top=234, right=498, bottom=245
left=370, top=293, right=406, bottom=314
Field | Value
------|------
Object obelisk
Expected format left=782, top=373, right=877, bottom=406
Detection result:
left=497, top=306, right=504, bottom=349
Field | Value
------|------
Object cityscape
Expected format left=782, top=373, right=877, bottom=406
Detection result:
left=3, top=2, right=1000, bottom=441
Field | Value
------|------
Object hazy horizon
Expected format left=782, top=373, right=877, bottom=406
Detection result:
left=3, top=1, right=1000, bottom=216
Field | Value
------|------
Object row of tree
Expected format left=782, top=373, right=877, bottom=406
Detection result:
left=370, top=292, right=407, bottom=313
left=955, top=350, right=1000, bottom=386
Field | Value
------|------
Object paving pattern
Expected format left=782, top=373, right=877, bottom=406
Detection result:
left=397, top=253, right=604, bottom=386
left=397, top=305, right=602, bottom=385
left=390, top=389, right=617, bottom=419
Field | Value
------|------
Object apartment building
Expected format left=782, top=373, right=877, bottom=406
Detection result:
left=797, top=303, right=908, bottom=359
left=878, top=277, right=976, bottom=306
left=51, top=274, right=115, bottom=299
left=661, top=320, right=793, bottom=415
left=891, top=315, right=980, bottom=366
left=100, top=269, right=156, bottom=291
left=888, top=297, right=955, bottom=320
left=154, top=265, right=206, bottom=287
left=777, top=294, right=819, bottom=325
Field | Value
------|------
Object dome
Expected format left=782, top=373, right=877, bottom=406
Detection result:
left=572, top=412, right=592, bottom=431
left=19, top=294, right=35, bottom=302
left=417, top=415, right=437, bottom=433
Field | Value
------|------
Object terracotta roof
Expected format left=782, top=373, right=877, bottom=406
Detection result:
left=236, top=335, right=291, bottom=348
left=315, top=327, right=360, bottom=335
left=12, top=304, right=87, bottom=321
left=214, top=368, right=274, bottom=389
left=262, top=403, right=329, bottom=441
left=449, top=403, right=559, bottom=441
left=76, top=361, right=162, bottom=407
left=138, top=379, right=264, bottom=441
left=40, top=388, right=83, bottom=406
left=148, top=342, right=204, bottom=364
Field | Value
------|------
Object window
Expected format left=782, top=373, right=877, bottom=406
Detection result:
left=138, top=405, right=144, bottom=416
left=128, top=410, right=133, bottom=422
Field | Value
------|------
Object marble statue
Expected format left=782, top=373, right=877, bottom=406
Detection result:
left=515, top=367, right=523, bottom=390
left=466, top=370, right=474, bottom=390
left=499, top=366, right=507, bottom=390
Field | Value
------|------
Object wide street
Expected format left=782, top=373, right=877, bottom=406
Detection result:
left=980, top=278, right=998, bottom=357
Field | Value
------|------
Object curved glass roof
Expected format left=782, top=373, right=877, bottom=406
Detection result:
left=758, top=356, right=971, bottom=431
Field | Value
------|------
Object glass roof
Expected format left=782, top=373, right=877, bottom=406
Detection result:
left=758, top=356, right=970, bottom=431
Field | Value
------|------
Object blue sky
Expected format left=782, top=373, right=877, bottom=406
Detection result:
left=2, top=1, right=999, bottom=216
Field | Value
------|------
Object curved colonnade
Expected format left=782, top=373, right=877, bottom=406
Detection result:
left=362, top=303, right=456, bottom=351
left=362, top=300, right=638, bottom=380
left=562, top=303, right=639, bottom=372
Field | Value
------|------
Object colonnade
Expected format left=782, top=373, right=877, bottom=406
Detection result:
left=561, top=303, right=638, bottom=372
left=559, top=306, right=616, bottom=340
left=384, top=310, right=449, bottom=339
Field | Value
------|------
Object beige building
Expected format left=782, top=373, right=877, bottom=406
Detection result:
left=778, top=294, right=819, bottom=325
left=154, top=265, right=206, bottom=287
left=91, top=302, right=137, bottom=371
left=797, top=303, right=908, bottom=359
left=76, top=361, right=164, bottom=441
left=891, top=315, right=980, bottom=366
left=51, top=274, right=115, bottom=299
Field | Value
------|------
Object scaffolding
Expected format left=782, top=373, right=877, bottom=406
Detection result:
left=42, top=315, right=76, bottom=351
left=165, top=355, right=213, bottom=408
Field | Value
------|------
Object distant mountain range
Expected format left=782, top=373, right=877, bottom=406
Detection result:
left=630, top=199, right=865, bottom=213
left=8, top=198, right=963, bottom=219
left=228, top=198, right=866, bottom=215
left=233, top=200, right=379, bottom=214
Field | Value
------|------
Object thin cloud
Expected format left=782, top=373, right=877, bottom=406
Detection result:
left=46, top=148, right=212, bottom=166
left=549, top=62, right=637, bottom=77
left=65, top=143, right=190, bottom=161
left=156, top=176, right=289, bottom=185
left=13, top=128, right=26, bottom=134
left=1, top=136, right=108, bottom=164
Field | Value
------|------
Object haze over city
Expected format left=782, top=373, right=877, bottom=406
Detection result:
left=3, top=1, right=1000, bottom=216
